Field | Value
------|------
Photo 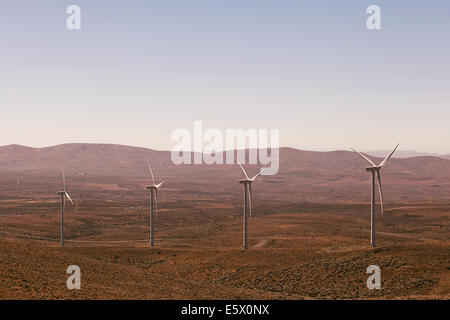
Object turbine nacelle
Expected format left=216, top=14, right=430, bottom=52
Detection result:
left=145, top=182, right=164, bottom=190
left=57, top=191, right=74, bottom=204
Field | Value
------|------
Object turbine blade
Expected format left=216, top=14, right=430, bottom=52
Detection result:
left=62, top=169, right=66, bottom=191
left=379, top=143, right=400, bottom=167
left=65, top=192, right=74, bottom=205
left=248, top=183, right=252, bottom=221
left=376, top=171, right=384, bottom=215
left=147, top=160, right=156, bottom=185
left=238, top=162, right=250, bottom=180
left=250, top=169, right=265, bottom=181
left=156, top=181, right=165, bottom=188
left=351, top=148, right=376, bottom=167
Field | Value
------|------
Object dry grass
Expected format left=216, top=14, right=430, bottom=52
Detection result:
left=0, top=198, right=448, bottom=300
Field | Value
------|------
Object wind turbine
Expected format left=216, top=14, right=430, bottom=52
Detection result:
left=57, top=169, right=74, bottom=247
left=351, top=144, right=399, bottom=247
left=238, top=163, right=264, bottom=249
left=145, top=161, right=165, bottom=247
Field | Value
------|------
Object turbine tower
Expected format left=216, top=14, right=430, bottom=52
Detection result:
left=145, top=161, right=165, bottom=247
left=351, top=144, right=399, bottom=247
left=57, top=169, right=74, bottom=247
left=238, top=163, right=264, bottom=250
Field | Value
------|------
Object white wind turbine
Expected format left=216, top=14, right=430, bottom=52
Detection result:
left=351, top=144, right=399, bottom=247
left=238, top=163, right=264, bottom=249
left=57, top=169, right=74, bottom=247
left=145, top=161, right=165, bottom=247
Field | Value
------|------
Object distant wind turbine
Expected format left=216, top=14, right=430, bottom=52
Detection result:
left=57, top=169, right=74, bottom=247
left=351, top=144, right=399, bottom=247
left=238, top=163, right=264, bottom=249
left=145, top=161, right=165, bottom=247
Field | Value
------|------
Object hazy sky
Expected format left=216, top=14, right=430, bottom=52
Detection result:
left=1, top=1, right=449, bottom=152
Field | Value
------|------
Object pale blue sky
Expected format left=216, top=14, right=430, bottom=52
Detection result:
left=1, top=1, right=449, bottom=152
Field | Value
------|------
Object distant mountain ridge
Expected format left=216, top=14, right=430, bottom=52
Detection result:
left=1, top=143, right=450, bottom=202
